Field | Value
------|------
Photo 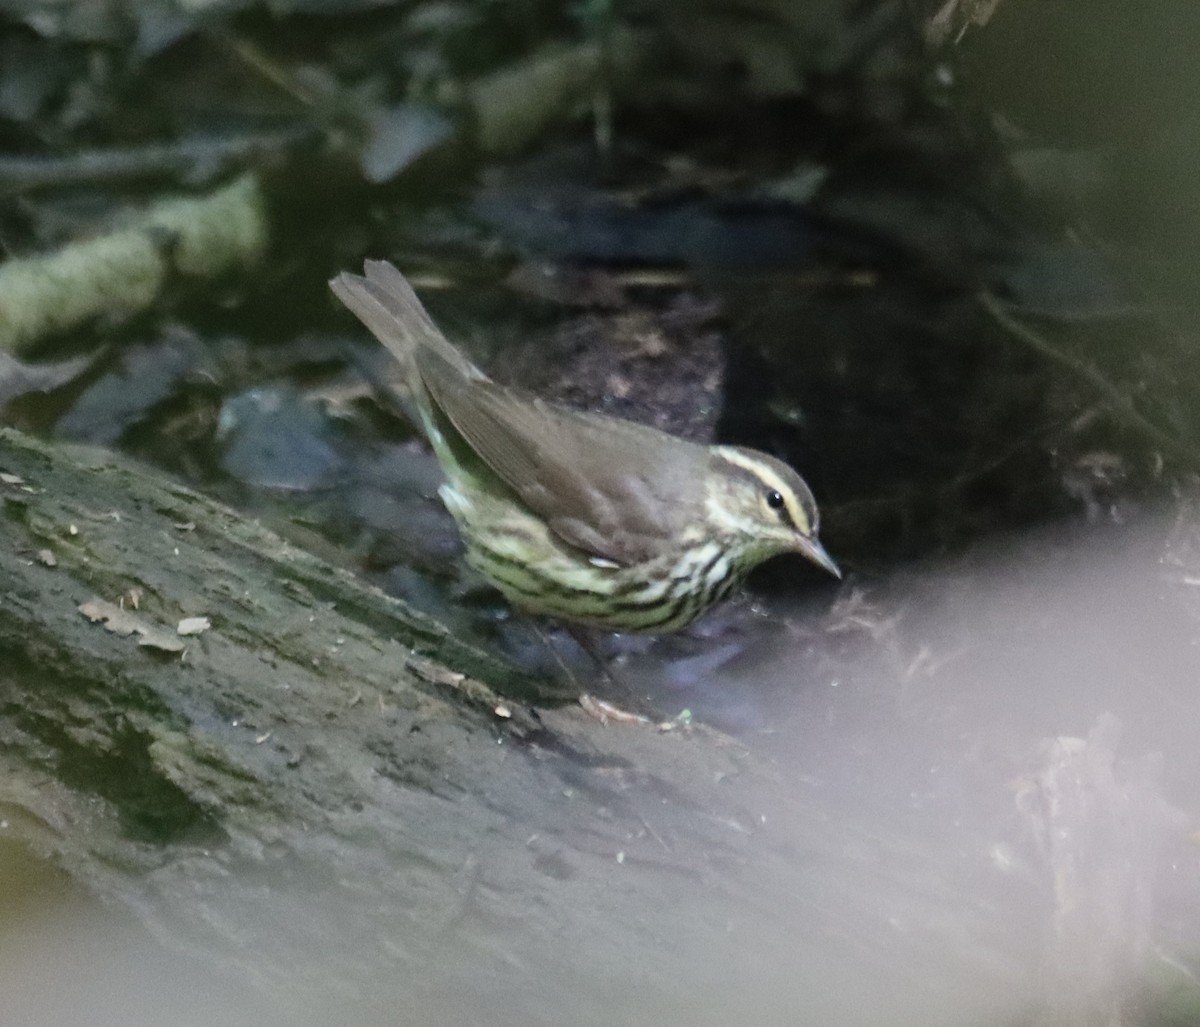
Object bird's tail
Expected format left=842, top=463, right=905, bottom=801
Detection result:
left=330, top=260, right=485, bottom=469
left=329, top=259, right=484, bottom=384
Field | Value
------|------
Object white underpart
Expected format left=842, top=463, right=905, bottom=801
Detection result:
left=687, top=540, right=734, bottom=594
left=673, top=540, right=731, bottom=595
left=439, top=483, right=468, bottom=516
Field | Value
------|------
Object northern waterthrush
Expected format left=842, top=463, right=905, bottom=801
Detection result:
left=330, top=260, right=839, bottom=634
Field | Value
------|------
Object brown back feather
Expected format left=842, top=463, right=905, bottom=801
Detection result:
left=331, top=260, right=709, bottom=566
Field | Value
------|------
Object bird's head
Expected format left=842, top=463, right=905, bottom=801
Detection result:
left=706, top=445, right=840, bottom=578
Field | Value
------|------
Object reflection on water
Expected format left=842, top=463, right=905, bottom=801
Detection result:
left=3, top=516, right=1200, bottom=1027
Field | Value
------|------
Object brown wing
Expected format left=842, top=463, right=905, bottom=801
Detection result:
left=334, top=260, right=709, bottom=565
left=415, top=345, right=709, bottom=566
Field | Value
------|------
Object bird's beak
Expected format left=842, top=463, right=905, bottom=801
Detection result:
left=796, top=534, right=841, bottom=579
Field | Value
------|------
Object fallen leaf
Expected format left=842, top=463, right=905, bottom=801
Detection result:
left=79, top=598, right=141, bottom=636
left=137, top=630, right=187, bottom=653
left=78, top=598, right=186, bottom=653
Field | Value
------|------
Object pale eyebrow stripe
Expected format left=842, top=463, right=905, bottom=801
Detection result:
left=711, top=447, right=812, bottom=534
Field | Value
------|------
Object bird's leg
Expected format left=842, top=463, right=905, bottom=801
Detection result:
left=520, top=618, right=649, bottom=723
left=524, top=618, right=586, bottom=694
left=562, top=624, right=653, bottom=725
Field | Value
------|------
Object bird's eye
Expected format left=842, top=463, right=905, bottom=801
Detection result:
left=764, top=487, right=798, bottom=529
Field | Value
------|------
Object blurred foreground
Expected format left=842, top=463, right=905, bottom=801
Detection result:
left=3, top=508, right=1197, bottom=1027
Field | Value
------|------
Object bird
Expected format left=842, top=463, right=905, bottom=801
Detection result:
left=329, top=260, right=839, bottom=637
